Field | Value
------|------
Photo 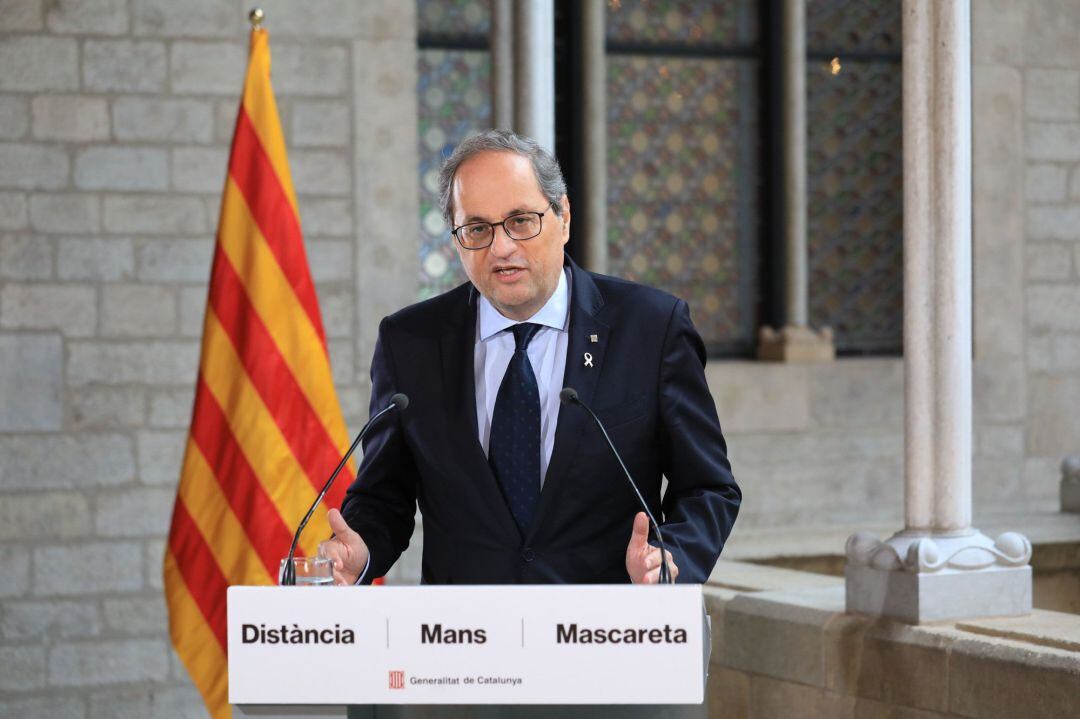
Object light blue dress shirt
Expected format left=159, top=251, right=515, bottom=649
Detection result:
left=474, top=266, right=570, bottom=486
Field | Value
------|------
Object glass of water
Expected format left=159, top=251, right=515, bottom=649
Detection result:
left=279, top=556, right=334, bottom=586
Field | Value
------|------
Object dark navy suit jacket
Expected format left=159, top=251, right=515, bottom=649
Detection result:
left=339, top=257, right=740, bottom=584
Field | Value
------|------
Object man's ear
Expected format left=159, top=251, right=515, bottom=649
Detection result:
left=559, top=195, right=571, bottom=244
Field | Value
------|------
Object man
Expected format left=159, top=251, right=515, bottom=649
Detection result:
left=319, top=130, right=739, bottom=585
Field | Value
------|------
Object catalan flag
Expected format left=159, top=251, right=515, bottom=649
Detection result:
left=164, top=26, right=354, bottom=719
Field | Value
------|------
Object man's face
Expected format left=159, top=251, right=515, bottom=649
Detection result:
left=450, top=151, right=570, bottom=321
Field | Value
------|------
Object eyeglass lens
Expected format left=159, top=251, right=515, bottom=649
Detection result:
left=457, top=213, right=542, bottom=248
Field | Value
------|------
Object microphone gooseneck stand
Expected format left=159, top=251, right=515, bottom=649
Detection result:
left=280, top=393, right=409, bottom=586
left=559, top=387, right=673, bottom=584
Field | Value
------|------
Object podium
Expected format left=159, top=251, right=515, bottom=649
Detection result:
left=228, top=584, right=709, bottom=717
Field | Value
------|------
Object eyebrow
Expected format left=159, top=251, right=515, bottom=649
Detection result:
left=461, top=207, right=536, bottom=224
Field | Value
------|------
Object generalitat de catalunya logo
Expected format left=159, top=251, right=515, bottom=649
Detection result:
left=389, top=670, right=405, bottom=690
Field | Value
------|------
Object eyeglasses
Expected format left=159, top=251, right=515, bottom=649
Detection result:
left=451, top=206, right=553, bottom=250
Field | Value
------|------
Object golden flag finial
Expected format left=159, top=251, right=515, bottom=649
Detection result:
left=249, top=8, right=264, bottom=28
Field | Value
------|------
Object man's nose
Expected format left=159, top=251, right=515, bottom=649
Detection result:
left=489, top=224, right=516, bottom=256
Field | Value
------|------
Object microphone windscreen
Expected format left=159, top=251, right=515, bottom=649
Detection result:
left=559, top=387, right=579, bottom=405
left=390, top=393, right=410, bottom=411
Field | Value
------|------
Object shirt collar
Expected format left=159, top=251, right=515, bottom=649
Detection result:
left=478, top=266, right=569, bottom=342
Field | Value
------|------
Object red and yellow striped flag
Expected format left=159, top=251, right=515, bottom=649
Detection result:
left=164, top=27, right=355, bottom=719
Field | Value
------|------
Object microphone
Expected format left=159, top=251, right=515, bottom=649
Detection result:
left=559, top=388, right=672, bottom=584
left=281, top=393, right=409, bottom=585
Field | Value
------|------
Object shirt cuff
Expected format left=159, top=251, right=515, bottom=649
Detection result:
left=353, top=554, right=371, bottom=585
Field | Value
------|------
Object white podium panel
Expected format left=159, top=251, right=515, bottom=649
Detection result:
left=228, top=585, right=704, bottom=706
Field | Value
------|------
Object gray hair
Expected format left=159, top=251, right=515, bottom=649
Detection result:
left=437, top=129, right=567, bottom=227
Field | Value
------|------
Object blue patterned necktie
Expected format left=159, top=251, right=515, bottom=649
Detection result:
left=489, top=322, right=542, bottom=534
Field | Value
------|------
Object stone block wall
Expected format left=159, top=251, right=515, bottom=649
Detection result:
left=705, top=359, right=905, bottom=529
left=704, top=564, right=1080, bottom=719
left=970, top=0, right=1080, bottom=512
left=1016, top=0, right=1080, bottom=506
left=0, top=1, right=417, bottom=716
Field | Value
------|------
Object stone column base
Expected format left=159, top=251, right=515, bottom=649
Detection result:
left=844, top=529, right=1032, bottom=623
left=757, top=325, right=835, bottom=362
left=1061, top=456, right=1080, bottom=513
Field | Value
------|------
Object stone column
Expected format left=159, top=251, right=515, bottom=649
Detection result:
left=781, top=0, right=807, bottom=330
left=844, top=0, right=1031, bottom=624
left=512, top=0, right=555, bottom=153
left=491, top=0, right=513, bottom=130
left=757, top=0, right=834, bottom=362
left=1062, top=456, right=1080, bottom=513
left=580, top=0, right=607, bottom=274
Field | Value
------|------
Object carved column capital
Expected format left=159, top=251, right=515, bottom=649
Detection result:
left=846, top=529, right=1032, bottom=574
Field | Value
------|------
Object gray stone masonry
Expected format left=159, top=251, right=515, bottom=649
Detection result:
left=136, top=238, right=214, bottom=283
left=46, top=0, right=129, bottom=36
left=1027, top=122, right=1080, bottom=161
left=0, top=1, right=45, bottom=33
left=1, top=283, right=97, bottom=336
left=0, top=2, right=405, bottom=715
left=0, top=95, right=29, bottom=139
left=74, top=147, right=170, bottom=191
left=0, top=143, right=69, bottom=189
left=0, top=234, right=52, bottom=278
left=83, top=39, right=167, bottom=93
left=705, top=563, right=1080, bottom=719
left=58, top=237, right=135, bottom=281
left=113, top=98, right=214, bottom=144
left=31, top=95, right=109, bottom=142
left=291, top=100, right=350, bottom=147
left=1026, top=163, right=1068, bottom=202
left=99, top=284, right=177, bottom=337
left=28, top=193, right=101, bottom=234
left=0, top=36, right=78, bottom=91
left=972, top=0, right=1080, bottom=519
left=0, top=191, right=29, bottom=229
left=102, top=195, right=207, bottom=234
left=0, top=333, right=62, bottom=431
left=171, top=147, right=229, bottom=193
left=48, top=639, right=170, bottom=686
left=169, top=41, right=247, bottom=95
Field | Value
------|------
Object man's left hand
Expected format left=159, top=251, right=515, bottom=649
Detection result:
left=625, top=511, right=679, bottom=584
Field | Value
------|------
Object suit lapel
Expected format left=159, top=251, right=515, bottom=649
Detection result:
left=527, top=260, right=609, bottom=541
left=440, top=286, right=480, bottom=451
left=440, top=286, right=521, bottom=539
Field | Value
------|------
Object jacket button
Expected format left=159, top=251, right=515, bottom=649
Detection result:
left=521, top=547, right=534, bottom=562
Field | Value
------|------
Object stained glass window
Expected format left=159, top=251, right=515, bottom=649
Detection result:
left=606, top=0, right=757, bottom=47
left=806, top=0, right=900, bottom=55
left=416, top=0, right=491, bottom=299
left=417, top=0, right=490, bottom=37
left=605, top=0, right=760, bottom=354
left=806, top=0, right=903, bottom=353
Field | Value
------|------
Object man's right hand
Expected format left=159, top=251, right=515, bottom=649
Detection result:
left=318, top=509, right=370, bottom=585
